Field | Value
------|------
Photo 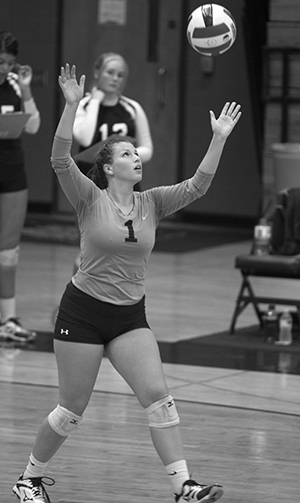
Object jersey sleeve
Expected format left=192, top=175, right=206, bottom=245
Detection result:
left=73, top=94, right=100, bottom=147
left=7, top=72, right=40, bottom=134
left=146, top=170, right=214, bottom=220
left=51, top=135, right=98, bottom=211
left=23, top=98, right=41, bottom=134
left=127, top=98, right=153, bottom=163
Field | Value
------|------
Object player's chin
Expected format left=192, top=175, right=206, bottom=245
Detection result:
left=134, top=169, right=143, bottom=178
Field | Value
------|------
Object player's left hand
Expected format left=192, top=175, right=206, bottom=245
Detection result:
left=210, top=102, right=242, bottom=139
left=18, top=65, right=33, bottom=87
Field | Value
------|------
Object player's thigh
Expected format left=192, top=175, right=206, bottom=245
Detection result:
left=106, top=328, right=169, bottom=408
left=0, top=189, right=28, bottom=248
left=54, top=339, right=105, bottom=414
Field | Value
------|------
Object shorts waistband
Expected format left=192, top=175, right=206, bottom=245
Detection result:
left=66, top=281, right=145, bottom=316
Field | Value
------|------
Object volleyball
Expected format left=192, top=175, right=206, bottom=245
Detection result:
left=186, top=4, right=237, bottom=56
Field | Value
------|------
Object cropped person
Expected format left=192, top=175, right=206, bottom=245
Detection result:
left=0, top=31, right=40, bottom=341
left=73, top=52, right=153, bottom=173
left=12, top=64, right=241, bottom=503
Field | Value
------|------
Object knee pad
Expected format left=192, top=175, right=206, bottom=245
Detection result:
left=146, top=395, right=180, bottom=429
left=0, top=246, right=20, bottom=267
left=48, top=404, right=82, bottom=436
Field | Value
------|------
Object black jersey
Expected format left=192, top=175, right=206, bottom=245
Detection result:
left=90, top=100, right=136, bottom=146
left=0, top=76, right=23, bottom=167
left=73, top=93, right=153, bottom=165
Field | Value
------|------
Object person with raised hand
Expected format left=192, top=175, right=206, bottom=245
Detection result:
left=0, top=31, right=40, bottom=342
left=73, top=52, right=153, bottom=172
left=13, top=63, right=241, bottom=503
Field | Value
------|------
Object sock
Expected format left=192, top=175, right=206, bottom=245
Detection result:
left=0, top=297, right=16, bottom=323
left=23, top=453, right=49, bottom=479
left=165, top=460, right=189, bottom=495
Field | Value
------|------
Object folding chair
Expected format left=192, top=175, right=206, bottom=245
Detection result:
left=230, top=187, right=300, bottom=334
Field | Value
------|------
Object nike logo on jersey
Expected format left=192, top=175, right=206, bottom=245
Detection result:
left=142, top=213, right=148, bottom=220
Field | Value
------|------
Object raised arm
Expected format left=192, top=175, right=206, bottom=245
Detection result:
left=17, top=64, right=41, bottom=134
left=51, top=65, right=92, bottom=209
left=73, top=86, right=104, bottom=147
left=51, top=64, right=86, bottom=171
left=197, top=101, right=241, bottom=176
left=54, top=64, right=86, bottom=141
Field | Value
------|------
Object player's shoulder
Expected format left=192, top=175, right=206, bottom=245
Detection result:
left=120, top=94, right=138, bottom=105
left=119, top=95, right=144, bottom=114
left=138, top=187, right=162, bottom=203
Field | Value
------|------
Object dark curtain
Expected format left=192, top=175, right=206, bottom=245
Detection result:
left=243, top=0, right=270, bottom=176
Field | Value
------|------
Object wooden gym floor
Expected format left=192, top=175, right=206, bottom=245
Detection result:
left=2, top=231, right=300, bottom=502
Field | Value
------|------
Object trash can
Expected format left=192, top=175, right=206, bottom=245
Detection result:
left=271, top=143, right=300, bottom=192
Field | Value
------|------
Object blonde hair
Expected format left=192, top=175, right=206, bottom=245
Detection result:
left=93, top=53, right=129, bottom=94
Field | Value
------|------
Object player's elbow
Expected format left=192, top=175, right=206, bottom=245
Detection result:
left=25, top=114, right=41, bottom=134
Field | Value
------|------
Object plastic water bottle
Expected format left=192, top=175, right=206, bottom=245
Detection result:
left=277, top=310, right=293, bottom=345
left=262, top=304, right=278, bottom=343
left=278, top=352, right=292, bottom=373
left=253, top=218, right=272, bottom=255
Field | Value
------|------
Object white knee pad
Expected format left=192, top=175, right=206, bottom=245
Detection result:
left=48, top=404, right=82, bottom=436
left=146, top=395, right=180, bottom=429
left=0, top=246, right=20, bottom=267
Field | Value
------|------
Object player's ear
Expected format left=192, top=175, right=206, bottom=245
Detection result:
left=104, top=163, right=113, bottom=176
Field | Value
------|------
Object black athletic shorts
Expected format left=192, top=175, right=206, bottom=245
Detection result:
left=54, top=281, right=150, bottom=345
left=0, top=163, right=27, bottom=192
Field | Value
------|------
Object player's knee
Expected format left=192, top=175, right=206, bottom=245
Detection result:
left=48, top=404, right=82, bottom=436
left=0, top=246, right=20, bottom=267
left=146, top=395, right=180, bottom=428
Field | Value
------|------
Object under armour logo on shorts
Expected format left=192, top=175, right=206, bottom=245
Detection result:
left=60, top=328, right=69, bottom=335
